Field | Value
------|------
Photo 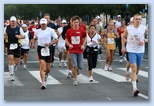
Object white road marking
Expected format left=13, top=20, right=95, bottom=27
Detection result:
left=29, top=71, right=61, bottom=85
left=4, top=72, right=24, bottom=86
left=58, top=70, right=99, bottom=84
left=117, top=68, right=148, bottom=78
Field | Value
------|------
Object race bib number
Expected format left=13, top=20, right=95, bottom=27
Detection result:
left=108, top=38, right=114, bottom=44
left=41, top=48, right=50, bottom=56
left=32, top=28, right=36, bottom=32
left=129, top=35, right=140, bottom=46
left=10, top=44, right=18, bottom=50
left=71, top=36, right=80, bottom=44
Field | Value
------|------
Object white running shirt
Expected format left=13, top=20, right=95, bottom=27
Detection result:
left=126, top=24, right=146, bottom=53
left=34, top=27, right=58, bottom=47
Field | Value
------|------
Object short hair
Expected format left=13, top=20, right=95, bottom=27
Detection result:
left=44, top=13, right=50, bottom=17
left=89, top=24, right=96, bottom=29
left=133, top=14, right=142, bottom=18
left=71, top=15, right=80, bottom=22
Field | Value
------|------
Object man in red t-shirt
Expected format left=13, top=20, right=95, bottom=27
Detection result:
left=65, top=16, right=86, bottom=86
left=28, top=21, right=37, bottom=51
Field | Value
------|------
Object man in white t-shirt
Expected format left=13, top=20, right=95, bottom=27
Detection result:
left=33, top=18, right=58, bottom=89
left=57, top=20, right=67, bottom=67
left=115, top=15, right=122, bottom=28
left=122, top=14, right=148, bottom=96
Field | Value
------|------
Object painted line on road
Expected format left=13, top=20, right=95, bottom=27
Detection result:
left=29, top=71, right=62, bottom=85
left=4, top=72, right=24, bottom=86
left=58, top=70, right=99, bottom=84
left=117, top=68, right=148, bottom=78
left=138, top=93, right=148, bottom=99
left=93, top=68, right=128, bottom=82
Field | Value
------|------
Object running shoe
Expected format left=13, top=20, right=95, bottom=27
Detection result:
left=67, top=72, right=72, bottom=78
left=119, top=59, right=123, bottom=63
left=11, top=74, right=14, bottom=81
left=89, top=76, right=93, bottom=82
left=41, top=83, right=46, bottom=89
left=20, top=60, right=23, bottom=65
left=59, top=62, right=62, bottom=67
left=108, top=66, right=112, bottom=71
left=73, top=80, right=78, bottom=86
left=133, top=90, right=140, bottom=96
left=104, top=65, right=108, bottom=71
left=23, top=65, right=27, bottom=70
left=125, top=73, right=130, bottom=81
left=63, top=62, right=67, bottom=67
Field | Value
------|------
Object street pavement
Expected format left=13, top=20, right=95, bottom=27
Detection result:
left=4, top=46, right=148, bottom=101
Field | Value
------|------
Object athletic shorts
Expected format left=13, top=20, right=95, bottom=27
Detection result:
left=128, top=52, right=144, bottom=67
left=7, top=43, right=21, bottom=58
left=21, top=48, right=29, bottom=55
left=37, top=46, right=52, bottom=63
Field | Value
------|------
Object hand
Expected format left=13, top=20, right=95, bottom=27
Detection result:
left=121, top=47, right=126, bottom=55
left=44, top=43, right=50, bottom=47
left=81, top=45, right=84, bottom=50
left=69, top=44, right=73, bottom=49
left=138, top=41, right=145, bottom=46
left=15, top=35, right=20, bottom=39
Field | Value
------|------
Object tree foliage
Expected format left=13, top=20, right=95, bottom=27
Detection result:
left=4, top=4, right=146, bottom=20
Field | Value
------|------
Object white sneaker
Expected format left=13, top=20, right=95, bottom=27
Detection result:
left=119, top=59, right=123, bottom=63
left=51, top=63, right=54, bottom=67
left=20, top=60, right=23, bottom=65
left=108, top=66, right=112, bottom=71
left=59, top=62, right=62, bottom=67
left=104, top=65, right=108, bottom=71
left=11, top=74, right=14, bottom=81
left=63, top=62, right=67, bottom=67
left=89, top=76, right=93, bottom=82
left=73, top=80, right=78, bottom=86
left=23, top=65, right=27, bottom=70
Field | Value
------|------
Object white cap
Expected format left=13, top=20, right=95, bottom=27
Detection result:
left=130, top=17, right=133, bottom=22
left=62, top=20, right=67, bottom=24
left=21, top=24, right=27, bottom=27
left=10, top=16, right=16, bottom=21
left=40, top=18, right=47, bottom=24
left=96, top=16, right=101, bottom=19
left=117, top=15, right=121, bottom=18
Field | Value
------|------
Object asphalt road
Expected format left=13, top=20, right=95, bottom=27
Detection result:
left=4, top=46, right=148, bottom=101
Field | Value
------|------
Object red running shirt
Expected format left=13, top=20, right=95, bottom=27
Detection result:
left=66, top=27, right=86, bottom=53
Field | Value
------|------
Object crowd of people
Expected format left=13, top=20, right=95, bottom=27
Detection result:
left=4, top=13, right=148, bottom=96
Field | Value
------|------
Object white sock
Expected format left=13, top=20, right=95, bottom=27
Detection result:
left=9, top=65, right=14, bottom=75
left=132, top=81, right=137, bottom=91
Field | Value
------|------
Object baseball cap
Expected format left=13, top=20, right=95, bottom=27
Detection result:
left=10, top=16, right=17, bottom=21
left=21, top=24, right=27, bottom=27
left=96, top=16, right=101, bottom=19
left=130, top=17, right=134, bottom=22
left=62, top=20, right=67, bottom=24
left=117, top=15, right=121, bottom=18
left=40, top=18, right=47, bottom=24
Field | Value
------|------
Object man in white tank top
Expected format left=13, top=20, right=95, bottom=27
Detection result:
left=122, top=14, right=148, bottom=96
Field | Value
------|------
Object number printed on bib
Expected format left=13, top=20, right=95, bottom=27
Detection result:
left=108, top=38, right=114, bottom=44
left=71, top=36, right=80, bottom=44
left=10, top=44, right=18, bottom=50
left=41, top=48, right=50, bottom=56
